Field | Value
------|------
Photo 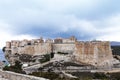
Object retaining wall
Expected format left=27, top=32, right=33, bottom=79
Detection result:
left=0, top=70, right=48, bottom=80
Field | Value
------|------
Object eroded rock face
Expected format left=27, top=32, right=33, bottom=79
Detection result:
left=74, top=41, right=113, bottom=67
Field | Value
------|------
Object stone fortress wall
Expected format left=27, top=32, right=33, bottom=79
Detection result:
left=0, top=70, right=48, bottom=80
left=53, top=44, right=75, bottom=54
left=74, top=41, right=113, bottom=67
left=6, top=39, right=52, bottom=55
left=4, top=36, right=114, bottom=67
left=5, top=36, right=76, bottom=55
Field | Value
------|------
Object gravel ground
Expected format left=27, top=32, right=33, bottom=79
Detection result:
left=0, top=75, right=9, bottom=80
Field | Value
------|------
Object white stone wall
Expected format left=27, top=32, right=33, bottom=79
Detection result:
left=53, top=54, right=72, bottom=62
left=74, top=41, right=113, bottom=67
left=53, top=43, right=75, bottom=53
left=62, top=39, right=75, bottom=43
left=0, top=70, right=48, bottom=80
left=6, top=42, right=11, bottom=48
left=16, top=43, right=52, bottom=55
left=34, top=43, right=52, bottom=55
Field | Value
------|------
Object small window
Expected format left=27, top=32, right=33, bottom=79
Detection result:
left=28, top=43, right=31, bottom=45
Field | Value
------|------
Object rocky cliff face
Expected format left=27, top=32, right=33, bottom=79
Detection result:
left=3, top=37, right=114, bottom=67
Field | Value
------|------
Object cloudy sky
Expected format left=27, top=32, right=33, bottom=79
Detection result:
left=0, top=0, right=120, bottom=49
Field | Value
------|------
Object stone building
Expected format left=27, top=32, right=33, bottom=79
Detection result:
left=6, top=41, right=11, bottom=48
left=54, top=38, right=63, bottom=43
left=3, top=36, right=114, bottom=67
left=45, top=39, right=53, bottom=43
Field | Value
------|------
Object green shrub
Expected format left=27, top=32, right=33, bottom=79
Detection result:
left=2, top=47, right=6, bottom=52
left=93, top=73, right=107, bottom=79
left=29, top=72, right=59, bottom=80
left=51, top=52, right=55, bottom=58
left=3, top=61, right=26, bottom=74
left=39, top=54, right=50, bottom=63
left=111, top=46, right=120, bottom=55
left=108, top=72, right=120, bottom=80
left=19, top=54, right=32, bottom=62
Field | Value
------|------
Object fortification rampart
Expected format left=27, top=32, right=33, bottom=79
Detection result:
left=74, top=41, right=113, bottom=67
left=4, top=36, right=114, bottom=67
left=17, top=43, right=52, bottom=55
left=53, top=43, right=75, bottom=54
left=0, top=70, right=48, bottom=80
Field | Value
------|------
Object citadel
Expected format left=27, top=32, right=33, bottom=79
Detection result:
left=4, top=36, right=116, bottom=67
left=3, top=36, right=120, bottom=80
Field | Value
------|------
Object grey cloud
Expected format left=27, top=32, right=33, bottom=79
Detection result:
left=0, top=0, right=120, bottom=40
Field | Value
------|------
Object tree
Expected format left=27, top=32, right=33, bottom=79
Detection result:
left=2, top=47, right=6, bottom=52
left=51, top=52, right=54, bottom=58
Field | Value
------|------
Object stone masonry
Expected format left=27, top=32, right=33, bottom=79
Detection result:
left=0, top=70, right=48, bottom=80
left=74, top=41, right=113, bottom=67
left=4, top=36, right=114, bottom=67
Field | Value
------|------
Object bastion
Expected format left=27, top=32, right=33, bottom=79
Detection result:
left=74, top=41, right=113, bottom=67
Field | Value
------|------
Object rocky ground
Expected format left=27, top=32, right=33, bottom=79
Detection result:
left=0, top=75, right=9, bottom=80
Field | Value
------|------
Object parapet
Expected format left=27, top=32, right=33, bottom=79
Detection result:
left=54, top=38, right=63, bottom=43
left=54, top=36, right=77, bottom=44
left=6, top=41, right=11, bottom=48
left=45, top=39, right=53, bottom=43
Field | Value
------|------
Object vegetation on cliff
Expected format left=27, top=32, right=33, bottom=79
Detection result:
left=3, top=61, right=26, bottom=74
left=19, top=54, right=32, bottom=62
left=39, top=54, right=50, bottom=63
left=2, top=47, right=6, bottom=52
left=111, top=46, right=120, bottom=55
left=29, top=71, right=120, bottom=80
left=39, top=53, right=54, bottom=63
left=29, top=72, right=79, bottom=80
left=67, top=72, right=120, bottom=80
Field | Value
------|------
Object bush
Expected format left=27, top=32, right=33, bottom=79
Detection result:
left=51, top=52, right=55, bottom=58
left=29, top=72, right=59, bottom=80
left=111, top=46, right=120, bottom=55
left=2, top=47, right=6, bottom=52
left=19, top=54, right=32, bottom=62
left=29, top=72, right=81, bottom=80
left=39, top=54, right=50, bottom=63
left=93, top=73, right=107, bottom=79
left=108, top=72, right=120, bottom=80
left=3, top=61, right=26, bottom=74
